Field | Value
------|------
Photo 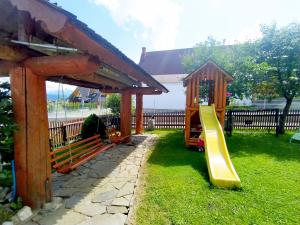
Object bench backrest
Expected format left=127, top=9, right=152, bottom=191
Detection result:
left=50, top=134, right=102, bottom=170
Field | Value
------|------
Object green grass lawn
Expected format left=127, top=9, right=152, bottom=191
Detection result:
left=135, top=130, right=300, bottom=225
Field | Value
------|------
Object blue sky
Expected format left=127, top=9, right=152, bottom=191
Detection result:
left=3, top=0, right=300, bottom=93
left=53, top=0, right=300, bottom=62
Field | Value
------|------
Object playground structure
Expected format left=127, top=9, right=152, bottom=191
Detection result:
left=0, top=0, right=167, bottom=208
left=183, top=60, right=241, bottom=188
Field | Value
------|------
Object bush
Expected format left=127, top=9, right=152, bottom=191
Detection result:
left=0, top=82, right=17, bottom=163
left=105, top=94, right=120, bottom=115
left=81, top=114, right=107, bottom=139
left=105, top=93, right=135, bottom=115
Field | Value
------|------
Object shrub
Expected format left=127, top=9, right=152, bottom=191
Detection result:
left=0, top=82, right=17, bottom=163
left=105, top=94, right=120, bottom=115
left=81, top=114, right=107, bottom=139
left=105, top=93, right=135, bottom=115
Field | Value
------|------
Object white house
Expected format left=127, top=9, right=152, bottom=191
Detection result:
left=139, top=47, right=193, bottom=111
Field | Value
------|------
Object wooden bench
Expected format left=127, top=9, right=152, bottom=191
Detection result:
left=50, top=134, right=115, bottom=174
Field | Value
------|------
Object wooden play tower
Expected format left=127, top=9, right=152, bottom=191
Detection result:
left=183, top=60, right=234, bottom=147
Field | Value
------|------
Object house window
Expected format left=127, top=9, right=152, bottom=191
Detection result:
left=199, top=80, right=214, bottom=105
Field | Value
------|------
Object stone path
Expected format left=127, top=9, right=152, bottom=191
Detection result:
left=24, top=134, right=158, bottom=225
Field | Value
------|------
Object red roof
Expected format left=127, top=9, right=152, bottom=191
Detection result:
left=139, top=48, right=194, bottom=75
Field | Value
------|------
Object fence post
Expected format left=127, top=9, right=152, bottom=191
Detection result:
left=275, top=109, right=279, bottom=137
left=229, top=110, right=233, bottom=136
left=62, top=125, right=67, bottom=144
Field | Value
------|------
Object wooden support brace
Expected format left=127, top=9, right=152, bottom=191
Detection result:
left=23, top=55, right=99, bottom=76
left=120, top=89, right=132, bottom=142
left=136, top=93, right=143, bottom=134
left=10, top=67, right=52, bottom=209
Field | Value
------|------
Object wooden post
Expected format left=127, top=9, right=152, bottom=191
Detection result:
left=136, top=93, right=143, bottom=134
left=120, top=90, right=131, bottom=142
left=10, top=67, right=52, bottom=209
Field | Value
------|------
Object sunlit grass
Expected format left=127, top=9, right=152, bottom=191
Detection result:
left=135, top=130, right=300, bottom=225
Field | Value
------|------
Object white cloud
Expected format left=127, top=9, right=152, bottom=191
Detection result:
left=46, top=81, right=76, bottom=94
left=236, top=24, right=262, bottom=43
left=226, top=23, right=262, bottom=44
left=90, top=0, right=183, bottom=50
left=209, top=0, right=224, bottom=9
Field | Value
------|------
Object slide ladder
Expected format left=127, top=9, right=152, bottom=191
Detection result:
left=199, top=104, right=241, bottom=188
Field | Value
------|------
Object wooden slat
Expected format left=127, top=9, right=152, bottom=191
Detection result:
left=50, top=135, right=100, bottom=155
left=52, top=142, right=103, bottom=169
left=50, top=138, right=100, bottom=163
left=58, top=144, right=115, bottom=173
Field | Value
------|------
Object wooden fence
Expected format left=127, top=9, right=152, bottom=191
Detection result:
left=132, top=111, right=185, bottom=129
left=49, top=109, right=300, bottom=147
left=226, top=109, right=300, bottom=132
left=49, top=118, right=85, bottom=149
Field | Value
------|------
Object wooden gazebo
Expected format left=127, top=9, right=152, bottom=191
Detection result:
left=0, top=0, right=168, bottom=208
left=183, top=60, right=233, bottom=147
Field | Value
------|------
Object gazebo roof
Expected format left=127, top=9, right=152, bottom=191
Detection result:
left=183, top=59, right=234, bottom=86
left=0, top=0, right=168, bottom=93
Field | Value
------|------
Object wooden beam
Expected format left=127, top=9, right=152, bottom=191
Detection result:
left=126, top=87, right=163, bottom=95
left=23, top=55, right=99, bottom=76
left=0, top=44, right=31, bottom=62
left=10, top=67, right=52, bottom=209
left=0, top=61, right=18, bottom=76
left=102, top=87, right=163, bottom=95
left=135, top=93, right=143, bottom=134
left=120, top=90, right=131, bottom=142
left=70, top=73, right=128, bottom=89
left=96, top=66, right=140, bottom=87
left=48, top=76, right=122, bottom=92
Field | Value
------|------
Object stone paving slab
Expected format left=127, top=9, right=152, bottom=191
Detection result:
left=23, top=134, right=158, bottom=225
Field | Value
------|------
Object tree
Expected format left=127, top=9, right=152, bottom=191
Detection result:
left=105, top=94, right=121, bottom=115
left=182, top=23, right=300, bottom=134
left=182, top=37, right=258, bottom=99
left=255, top=23, right=300, bottom=133
left=0, top=82, right=17, bottom=163
left=104, top=93, right=135, bottom=115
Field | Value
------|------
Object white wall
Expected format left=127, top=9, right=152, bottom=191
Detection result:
left=144, top=83, right=186, bottom=110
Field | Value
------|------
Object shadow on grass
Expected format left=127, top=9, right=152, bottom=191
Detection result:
left=226, top=132, right=300, bottom=163
left=147, top=130, right=210, bottom=183
left=146, top=130, right=300, bottom=188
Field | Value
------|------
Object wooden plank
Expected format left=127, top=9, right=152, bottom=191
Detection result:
left=10, top=67, right=51, bottom=209
left=10, top=67, right=27, bottom=205
left=53, top=142, right=103, bottom=169
left=37, top=73, right=52, bottom=202
left=135, top=93, right=143, bottom=134
left=24, top=55, right=99, bottom=76
left=195, top=73, right=200, bottom=107
left=0, top=61, right=18, bottom=76
left=125, top=87, right=162, bottom=95
left=50, top=138, right=100, bottom=163
left=0, top=44, right=31, bottom=61
left=120, top=90, right=131, bottom=142
left=191, top=76, right=196, bottom=107
left=58, top=144, right=115, bottom=173
left=50, top=135, right=100, bottom=155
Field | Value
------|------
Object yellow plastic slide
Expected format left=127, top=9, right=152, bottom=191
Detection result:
left=199, top=104, right=241, bottom=188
